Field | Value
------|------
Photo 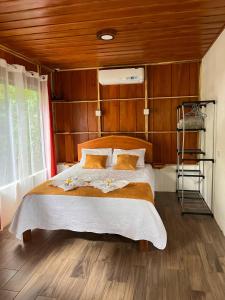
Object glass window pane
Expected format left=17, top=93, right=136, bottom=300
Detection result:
left=0, top=69, right=15, bottom=187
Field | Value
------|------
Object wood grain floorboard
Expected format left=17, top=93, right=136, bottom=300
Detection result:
left=0, top=290, right=18, bottom=300
left=36, top=297, right=56, bottom=300
left=0, top=269, right=17, bottom=288
left=0, top=192, right=224, bottom=300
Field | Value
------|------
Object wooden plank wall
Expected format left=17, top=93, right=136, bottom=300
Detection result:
left=0, top=47, right=53, bottom=79
left=0, top=49, right=37, bottom=72
left=52, top=61, right=200, bottom=164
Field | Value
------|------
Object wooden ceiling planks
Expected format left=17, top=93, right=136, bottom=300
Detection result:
left=0, top=0, right=224, bottom=69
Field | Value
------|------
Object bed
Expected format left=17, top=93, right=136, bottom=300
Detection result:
left=9, top=135, right=167, bottom=251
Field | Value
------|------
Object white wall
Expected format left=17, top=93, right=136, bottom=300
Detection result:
left=201, top=28, right=225, bottom=235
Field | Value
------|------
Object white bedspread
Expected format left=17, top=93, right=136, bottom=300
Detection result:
left=9, top=164, right=167, bottom=249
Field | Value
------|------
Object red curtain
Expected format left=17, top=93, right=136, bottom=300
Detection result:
left=48, top=81, right=57, bottom=177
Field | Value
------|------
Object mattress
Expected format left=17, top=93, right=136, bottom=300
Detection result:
left=9, top=163, right=167, bottom=250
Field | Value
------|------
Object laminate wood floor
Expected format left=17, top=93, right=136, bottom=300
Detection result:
left=0, top=192, right=225, bottom=300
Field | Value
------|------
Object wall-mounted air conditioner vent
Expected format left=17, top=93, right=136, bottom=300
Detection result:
left=99, top=68, right=144, bottom=85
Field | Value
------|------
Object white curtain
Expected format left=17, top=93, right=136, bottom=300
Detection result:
left=0, top=59, right=49, bottom=229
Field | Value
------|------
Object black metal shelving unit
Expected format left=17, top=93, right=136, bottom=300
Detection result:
left=176, top=100, right=216, bottom=215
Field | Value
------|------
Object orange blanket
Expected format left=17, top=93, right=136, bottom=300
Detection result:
left=27, top=181, right=154, bottom=203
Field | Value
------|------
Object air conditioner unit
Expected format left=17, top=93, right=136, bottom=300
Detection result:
left=99, top=68, right=144, bottom=85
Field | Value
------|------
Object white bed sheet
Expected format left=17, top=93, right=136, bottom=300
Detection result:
left=9, top=164, right=167, bottom=249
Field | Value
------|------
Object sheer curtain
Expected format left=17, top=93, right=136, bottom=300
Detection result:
left=0, top=59, right=50, bottom=229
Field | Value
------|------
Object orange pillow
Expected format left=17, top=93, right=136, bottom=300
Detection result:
left=113, top=154, right=139, bottom=170
left=83, top=154, right=108, bottom=169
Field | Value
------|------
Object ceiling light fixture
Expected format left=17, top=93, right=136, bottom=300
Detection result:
left=96, top=29, right=117, bottom=41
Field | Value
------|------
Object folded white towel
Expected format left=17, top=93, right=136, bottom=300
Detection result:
left=90, top=178, right=129, bottom=193
left=50, top=177, right=129, bottom=193
left=50, top=177, right=89, bottom=191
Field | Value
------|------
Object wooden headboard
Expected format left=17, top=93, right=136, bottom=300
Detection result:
left=77, top=135, right=152, bottom=163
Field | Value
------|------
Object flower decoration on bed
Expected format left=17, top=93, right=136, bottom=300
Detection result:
left=64, top=177, right=74, bottom=185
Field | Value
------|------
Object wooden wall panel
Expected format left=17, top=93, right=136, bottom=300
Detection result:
left=53, top=103, right=63, bottom=132
left=136, top=133, right=146, bottom=140
left=148, top=64, right=172, bottom=97
left=152, top=133, right=172, bottom=164
left=53, top=101, right=97, bottom=134
left=100, top=83, right=144, bottom=99
left=55, top=135, right=66, bottom=163
left=88, top=133, right=99, bottom=141
left=52, top=61, right=200, bottom=163
left=119, top=101, right=137, bottom=132
left=52, top=69, right=99, bottom=162
left=102, top=100, right=145, bottom=133
left=102, top=101, right=120, bottom=132
left=119, top=84, right=145, bottom=99
left=54, top=69, right=97, bottom=100
left=54, top=133, right=100, bottom=162
left=150, top=99, right=172, bottom=131
left=136, top=100, right=145, bottom=132
left=172, top=63, right=190, bottom=96
left=87, top=102, right=98, bottom=132
left=65, top=135, right=75, bottom=162
left=54, top=71, right=62, bottom=99
left=101, top=82, right=145, bottom=133
left=100, top=85, right=120, bottom=100
left=70, top=103, right=88, bottom=132
left=102, top=132, right=146, bottom=140
left=61, top=71, right=72, bottom=100
left=190, top=62, right=200, bottom=95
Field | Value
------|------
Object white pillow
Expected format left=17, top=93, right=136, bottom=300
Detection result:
left=112, top=148, right=146, bottom=167
left=80, top=148, right=112, bottom=167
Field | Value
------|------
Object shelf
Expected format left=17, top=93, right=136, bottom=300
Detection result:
left=177, top=100, right=215, bottom=109
left=176, top=128, right=206, bottom=132
left=176, top=189, right=200, bottom=193
left=177, top=190, right=203, bottom=199
left=177, top=149, right=205, bottom=155
left=181, top=199, right=212, bottom=215
left=176, top=169, right=200, bottom=173
left=177, top=191, right=213, bottom=215
left=181, top=158, right=214, bottom=163
left=177, top=173, right=204, bottom=178
left=176, top=99, right=215, bottom=216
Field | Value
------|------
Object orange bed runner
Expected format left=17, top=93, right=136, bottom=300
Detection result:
left=28, top=181, right=154, bottom=203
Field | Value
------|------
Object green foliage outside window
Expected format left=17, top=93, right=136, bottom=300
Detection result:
left=0, top=80, right=44, bottom=187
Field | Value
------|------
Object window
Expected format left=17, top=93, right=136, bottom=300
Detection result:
left=0, top=63, right=45, bottom=188
left=0, top=68, right=15, bottom=186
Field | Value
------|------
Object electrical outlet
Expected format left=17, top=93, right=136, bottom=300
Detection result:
left=143, top=108, right=150, bottom=115
left=95, top=110, right=102, bottom=117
